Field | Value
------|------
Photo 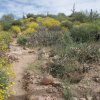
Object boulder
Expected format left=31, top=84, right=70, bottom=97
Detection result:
left=41, top=75, right=54, bottom=85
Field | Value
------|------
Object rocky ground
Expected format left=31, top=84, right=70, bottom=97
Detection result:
left=8, top=40, right=100, bottom=100
left=8, top=41, right=37, bottom=100
left=8, top=41, right=64, bottom=100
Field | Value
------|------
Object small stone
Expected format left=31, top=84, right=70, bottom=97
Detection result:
left=86, top=96, right=92, bottom=100
left=46, top=87, right=58, bottom=93
left=28, top=50, right=36, bottom=54
left=46, top=88, right=53, bottom=93
left=46, top=96, right=51, bottom=100
left=72, top=97, right=78, bottom=100
left=79, top=98, right=86, bottom=100
left=93, top=76, right=100, bottom=83
left=28, top=95, right=37, bottom=100
left=53, top=80, right=62, bottom=87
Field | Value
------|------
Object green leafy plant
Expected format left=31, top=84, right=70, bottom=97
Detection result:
left=61, top=20, right=73, bottom=29
left=17, top=35, right=28, bottom=46
left=63, top=87, right=73, bottom=100
left=70, top=23, right=99, bottom=43
left=0, top=31, right=11, bottom=51
left=48, top=63, right=65, bottom=78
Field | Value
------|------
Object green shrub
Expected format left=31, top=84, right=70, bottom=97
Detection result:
left=51, top=42, right=100, bottom=84
left=48, top=26, right=62, bottom=31
left=28, top=27, right=72, bottom=47
left=0, top=69, right=9, bottom=89
left=28, top=31, right=62, bottom=46
left=61, top=20, right=73, bottom=29
left=12, top=20, right=22, bottom=26
left=48, top=63, right=65, bottom=78
left=0, top=31, right=11, bottom=51
left=17, top=35, right=27, bottom=46
left=1, top=14, right=14, bottom=31
left=70, top=23, right=99, bottom=43
left=63, top=88, right=73, bottom=100
left=56, top=13, right=67, bottom=21
left=65, top=43, right=100, bottom=64
left=71, top=12, right=87, bottom=22
left=1, top=22, right=12, bottom=31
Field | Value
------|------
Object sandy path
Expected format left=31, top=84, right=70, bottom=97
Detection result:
left=8, top=43, right=37, bottom=100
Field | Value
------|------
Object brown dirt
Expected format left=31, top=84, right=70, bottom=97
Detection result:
left=8, top=41, right=37, bottom=100
left=70, top=63, right=100, bottom=98
left=8, top=40, right=100, bottom=100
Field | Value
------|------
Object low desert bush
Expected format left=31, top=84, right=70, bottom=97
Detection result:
left=0, top=31, right=11, bottom=51
left=48, top=26, right=62, bottom=31
left=1, top=22, right=12, bottom=31
left=12, top=20, right=22, bottom=26
left=70, top=23, right=99, bottom=43
left=63, top=87, right=73, bottom=100
left=48, top=42, right=100, bottom=83
left=28, top=31, right=63, bottom=47
left=27, top=27, right=72, bottom=47
left=17, top=35, right=28, bottom=46
left=47, top=63, right=66, bottom=78
left=66, top=43, right=100, bottom=64
left=61, top=20, right=73, bottom=29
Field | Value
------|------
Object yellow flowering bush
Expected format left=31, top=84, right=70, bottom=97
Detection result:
left=26, top=22, right=38, bottom=29
left=0, top=30, right=14, bottom=100
left=0, top=31, right=11, bottom=51
left=42, top=17, right=60, bottom=27
left=0, top=55, right=14, bottom=100
left=23, top=18, right=35, bottom=24
left=24, top=27, right=35, bottom=34
left=11, top=26, right=21, bottom=34
left=36, top=17, right=44, bottom=22
left=26, top=17, right=35, bottom=22
left=24, top=22, right=38, bottom=34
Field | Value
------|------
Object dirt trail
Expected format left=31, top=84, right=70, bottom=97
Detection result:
left=8, top=40, right=64, bottom=100
left=8, top=41, right=37, bottom=100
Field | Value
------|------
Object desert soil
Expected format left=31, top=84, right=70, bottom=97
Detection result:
left=8, top=41, right=37, bottom=100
